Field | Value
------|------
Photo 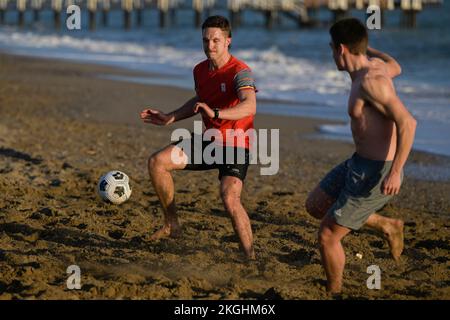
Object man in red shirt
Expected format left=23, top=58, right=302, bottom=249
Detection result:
left=140, top=16, right=257, bottom=260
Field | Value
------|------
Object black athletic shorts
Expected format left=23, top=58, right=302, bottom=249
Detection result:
left=171, top=133, right=250, bottom=181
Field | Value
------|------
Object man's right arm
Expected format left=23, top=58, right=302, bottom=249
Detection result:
left=141, top=96, right=198, bottom=126
left=367, top=47, right=402, bottom=78
left=362, top=76, right=417, bottom=195
left=167, top=96, right=199, bottom=124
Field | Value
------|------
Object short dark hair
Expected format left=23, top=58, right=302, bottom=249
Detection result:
left=329, top=18, right=368, bottom=55
left=202, top=15, right=232, bottom=38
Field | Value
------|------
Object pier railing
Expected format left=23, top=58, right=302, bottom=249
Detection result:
left=0, top=0, right=443, bottom=29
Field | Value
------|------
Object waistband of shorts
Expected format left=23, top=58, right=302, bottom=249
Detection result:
left=352, top=152, right=393, bottom=165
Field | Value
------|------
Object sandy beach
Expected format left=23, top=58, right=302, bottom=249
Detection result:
left=0, top=53, right=449, bottom=300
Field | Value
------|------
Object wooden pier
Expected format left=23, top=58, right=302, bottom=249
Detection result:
left=0, top=0, right=443, bottom=29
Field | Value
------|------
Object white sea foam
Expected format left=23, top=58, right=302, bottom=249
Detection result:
left=1, top=27, right=449, bottom=157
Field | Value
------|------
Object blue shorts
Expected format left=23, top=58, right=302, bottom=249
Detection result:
left=319, top=153, right=403, bottom=230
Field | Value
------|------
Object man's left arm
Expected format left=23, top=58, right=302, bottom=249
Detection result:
left=194, top=68, right=257, bottom=120
left=217, top=88, right=256, bottom=120
left=362, top=76, right=417, bottom=195
left=367, top=46, right=402, bottom=79
left=194, top=89, right=256, bottom=120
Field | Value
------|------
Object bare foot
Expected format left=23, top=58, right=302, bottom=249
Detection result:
left=326, top=280, right=343, bottom=294
left=385, top=219, right=404, bottom=261
left=238, top=244, right=256, bottom=261
left=150, top=225, right=181, bottom=241
left=246, top=250, right=256, bottom=261
left=329, top=292, right=344, bottom=300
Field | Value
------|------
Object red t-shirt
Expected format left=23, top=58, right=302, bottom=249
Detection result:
left=193, top=55, right=256, bottom=149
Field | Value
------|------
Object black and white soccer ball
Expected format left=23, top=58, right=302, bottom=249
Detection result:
left=97, top=171, right=132, bottom=204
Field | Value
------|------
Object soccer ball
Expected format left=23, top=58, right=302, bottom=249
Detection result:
left=97, top=171, right=132, bottom=204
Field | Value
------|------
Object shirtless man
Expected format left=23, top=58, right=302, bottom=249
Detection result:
left=305, top=18, right=417, bottom=293
left=140, top=16, right=257, bottom=259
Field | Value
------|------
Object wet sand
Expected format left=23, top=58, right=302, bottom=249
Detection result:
left=0, top=53, right=449, bottom=299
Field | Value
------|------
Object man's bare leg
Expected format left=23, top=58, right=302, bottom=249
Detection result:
left=319, top=215, right=351, bottom=293
left=365, top=213, right=404, bottom=261
left=148, top=145, right=187, bottom=240
left=220, top=176, right=255, bottom=260
left=306, top=186, right=404, bottom=260
left=305, top=186, right=336, bottom=220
